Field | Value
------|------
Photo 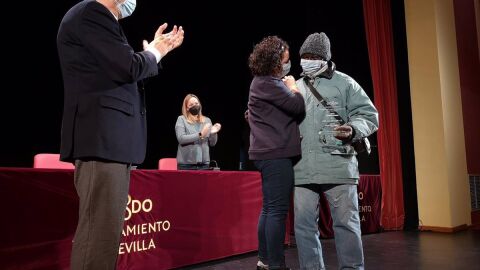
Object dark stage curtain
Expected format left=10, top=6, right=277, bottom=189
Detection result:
left=363, top=0, right=405, bottom=230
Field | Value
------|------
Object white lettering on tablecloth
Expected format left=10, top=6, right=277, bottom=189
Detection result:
left=119, top=239, right=156, bottom=254
left=119, top=195, right=171, bottom=254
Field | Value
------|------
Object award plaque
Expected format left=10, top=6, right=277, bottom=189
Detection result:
left=318, top=100, right=345, bottom=147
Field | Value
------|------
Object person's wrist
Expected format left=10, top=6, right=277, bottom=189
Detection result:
left=199, top=132, right=203, bottom=139
left=145, top=46, right=162, bottom=63
left=291, top=86, right=299, bottom=93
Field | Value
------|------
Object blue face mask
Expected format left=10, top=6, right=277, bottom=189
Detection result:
left=281, top=60, right=291, bottom=77
left=300, top=59, right=328, bottom=78
left=116, top=0, right=136, bottom=19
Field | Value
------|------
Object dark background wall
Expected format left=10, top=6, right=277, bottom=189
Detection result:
left=0, top=0, right=382, bottom=172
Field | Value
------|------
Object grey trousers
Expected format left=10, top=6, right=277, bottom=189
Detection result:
left=294, top=184, right=364, bottom=270
left=70, top=160, right=131, bottom=270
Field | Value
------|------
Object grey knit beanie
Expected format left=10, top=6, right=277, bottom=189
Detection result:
left=299, top=32, right=331, bottom=60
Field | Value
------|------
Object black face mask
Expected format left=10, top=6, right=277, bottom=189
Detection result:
left=188, top=105, right=201, bottom=115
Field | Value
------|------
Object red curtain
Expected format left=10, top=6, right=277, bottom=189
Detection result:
left=363, top=0, right=405, bottom=230
left=453, top=0, right=480, bottom=174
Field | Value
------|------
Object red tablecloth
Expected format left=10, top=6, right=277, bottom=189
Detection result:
left=0, top=168, right=381, bottom=270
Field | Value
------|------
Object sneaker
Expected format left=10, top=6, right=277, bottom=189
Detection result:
left=256, top=260, right=268, bottom=270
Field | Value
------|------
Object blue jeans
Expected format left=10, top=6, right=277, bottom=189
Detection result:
left=294, top=184, right=364, bottom=270
left=254, top=159, right=294, bottom=269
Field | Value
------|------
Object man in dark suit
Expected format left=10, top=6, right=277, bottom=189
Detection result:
left=57, top=0, right=184, bottom=269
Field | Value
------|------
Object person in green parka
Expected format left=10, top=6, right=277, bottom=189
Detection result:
left=293, top=32, right=379, bottom=270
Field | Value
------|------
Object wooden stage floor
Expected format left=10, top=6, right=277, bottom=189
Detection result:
left=182, top=229, right=480, bottom=270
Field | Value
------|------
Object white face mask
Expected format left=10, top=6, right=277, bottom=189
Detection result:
left=115, top=0, right=136, bottom=19
left=281, top=60, right=291, bottom=77
left=300, top=59, right=328, bottom=78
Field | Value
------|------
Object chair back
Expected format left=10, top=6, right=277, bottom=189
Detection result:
left=33, top=154, right=75, bottom=169
left=158, top=158, right=177, bottom=170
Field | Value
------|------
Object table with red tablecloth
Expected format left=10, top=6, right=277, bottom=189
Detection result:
left=0, top=168, right=380, bottom=270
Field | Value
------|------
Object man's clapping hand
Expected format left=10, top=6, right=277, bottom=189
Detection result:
left=143, top=23, right=184, bottom=57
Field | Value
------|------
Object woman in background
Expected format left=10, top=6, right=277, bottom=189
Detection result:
left=175, top=94, right=221, bottom=170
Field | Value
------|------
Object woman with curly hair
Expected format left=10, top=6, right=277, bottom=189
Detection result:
left=247, top=36, right=305, bottom=270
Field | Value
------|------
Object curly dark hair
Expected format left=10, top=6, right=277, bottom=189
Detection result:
left=248, top=36, right=289, bottom=76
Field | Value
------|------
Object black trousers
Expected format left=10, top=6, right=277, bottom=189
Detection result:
left=70, top=160, right=131, bottom=270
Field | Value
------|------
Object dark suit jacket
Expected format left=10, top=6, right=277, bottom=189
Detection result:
left=57, top=0, right=159, bottom=164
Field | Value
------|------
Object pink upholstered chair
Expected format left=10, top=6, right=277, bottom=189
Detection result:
left=158, top=158, right=178, bottom=170
left=33, top=153, right=75, bottom=169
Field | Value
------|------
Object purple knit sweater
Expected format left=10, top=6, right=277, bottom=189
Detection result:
left=248, top=76, right=305, bottom=160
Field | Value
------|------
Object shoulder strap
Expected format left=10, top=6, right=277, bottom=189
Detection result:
left=303, top=77, right=346, bottom=125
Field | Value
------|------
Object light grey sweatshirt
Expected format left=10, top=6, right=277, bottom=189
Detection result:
left=175, top=115, right=218, bottom=165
